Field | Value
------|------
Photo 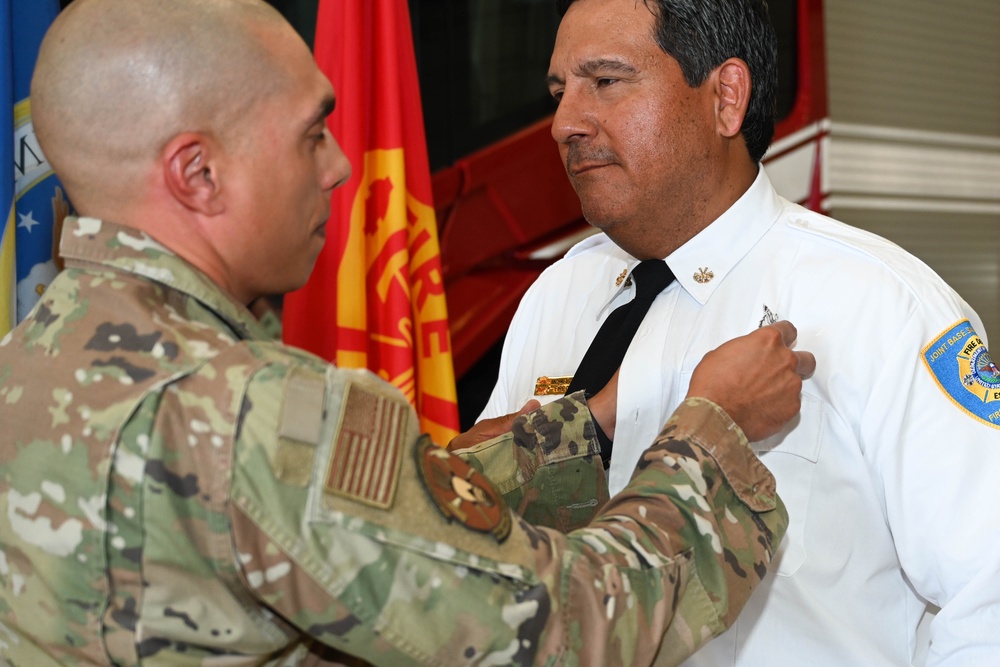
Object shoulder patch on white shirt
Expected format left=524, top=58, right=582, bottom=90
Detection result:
left=922, top=319, right=1000, bottom=430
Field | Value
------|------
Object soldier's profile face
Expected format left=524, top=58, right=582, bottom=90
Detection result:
left=222, top=23, right=351, bottom=298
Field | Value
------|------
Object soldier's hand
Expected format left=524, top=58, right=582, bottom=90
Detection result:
left=687, top=320, right=816, bottom=442
left=447, top=399, right=541, bottom=451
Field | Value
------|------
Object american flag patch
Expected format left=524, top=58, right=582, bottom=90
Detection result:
left=324, top=384, right=407, bottom=509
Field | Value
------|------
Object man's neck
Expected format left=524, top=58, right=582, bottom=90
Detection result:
left=610, top=163, right=759, bottom=260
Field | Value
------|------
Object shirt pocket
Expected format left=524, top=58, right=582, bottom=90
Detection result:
left=752, top=391, right=825, bottom=577
left=676, top=364, right=825, bottom=577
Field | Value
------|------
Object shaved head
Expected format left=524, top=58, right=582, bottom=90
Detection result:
left=32, top=0, right=295, bottom=215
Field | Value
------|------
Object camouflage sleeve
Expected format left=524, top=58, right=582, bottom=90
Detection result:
left=595, top=397, right=788, bottom=665
left=455, top=391, right=610, bottom=533
left=230, top=360, right=787, bottom=667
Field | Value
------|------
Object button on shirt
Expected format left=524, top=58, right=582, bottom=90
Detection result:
left=480, top=170, right=1000, bottom=666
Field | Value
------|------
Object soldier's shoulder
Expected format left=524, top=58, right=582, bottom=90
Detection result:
left=222, top=340, right=330, bottom=383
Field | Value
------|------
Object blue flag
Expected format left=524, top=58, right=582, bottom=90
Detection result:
left=1, top=0, right=16, bottom=335
left=4, top=0, right=67, bottom=334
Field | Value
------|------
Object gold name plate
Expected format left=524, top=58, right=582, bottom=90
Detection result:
left=534, top=375, right=573, bottom=396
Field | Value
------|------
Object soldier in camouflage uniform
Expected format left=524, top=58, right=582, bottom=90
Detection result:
left=0, top=0, right=814, bottom=665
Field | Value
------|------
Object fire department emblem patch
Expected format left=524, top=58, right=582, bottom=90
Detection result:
left=415, top=436, right=512, bottom=542
left=922, top=319, right=1000, bottom=430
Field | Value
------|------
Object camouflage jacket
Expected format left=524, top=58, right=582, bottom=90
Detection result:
left=0, top=217, right=787, bottom=667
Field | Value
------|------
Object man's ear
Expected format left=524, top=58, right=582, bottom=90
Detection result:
left=162, top=133, right=226, bottom=215
left=714, top=58, right=752, bottom=139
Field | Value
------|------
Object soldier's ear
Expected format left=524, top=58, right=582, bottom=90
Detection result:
left=162, top=133, right=225, bottom=215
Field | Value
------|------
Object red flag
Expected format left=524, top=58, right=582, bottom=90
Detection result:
left=283, top=0, right=460, bottom=446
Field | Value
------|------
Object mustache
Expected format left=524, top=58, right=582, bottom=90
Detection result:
left=565, top=145, right=619, bottom=174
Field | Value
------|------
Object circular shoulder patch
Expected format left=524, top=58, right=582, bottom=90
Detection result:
left=414, top=435, right=512, bottom=542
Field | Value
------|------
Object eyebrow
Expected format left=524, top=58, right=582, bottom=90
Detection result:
left=546, top=58, right=639, bottom=87
left=305, top=95, right=337, bottom=129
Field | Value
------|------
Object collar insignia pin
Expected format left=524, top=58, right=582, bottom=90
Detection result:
left=693, top=267, right=714, bottom=284
left=615, top=269, right=627, bottom=287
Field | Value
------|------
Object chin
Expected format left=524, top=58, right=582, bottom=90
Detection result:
left=580, top=209, right=623, bottom=234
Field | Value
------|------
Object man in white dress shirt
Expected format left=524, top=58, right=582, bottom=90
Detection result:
left=479, top=0, right=1000, bottom=664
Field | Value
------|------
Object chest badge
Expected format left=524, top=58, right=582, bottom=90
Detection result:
left=535, top=375, right=572, bottom=396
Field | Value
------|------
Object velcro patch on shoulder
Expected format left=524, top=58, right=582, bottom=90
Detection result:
left=274, top=370, right=326, bottom=487
left=280, top=372, right=326, bottom=444
left=415, top=435, right=512, bottom=543
left=922, top=319, right=1000, bottom=430
left=324, top=382, right=407, bottom=509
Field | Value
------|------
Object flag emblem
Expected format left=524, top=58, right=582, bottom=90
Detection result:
left=4, top=0, right=68, bottom=335
left=325, top=383, right=407, bottom=509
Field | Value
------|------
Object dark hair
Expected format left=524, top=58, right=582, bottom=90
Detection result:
left=556, top=0, right=778, bottom=163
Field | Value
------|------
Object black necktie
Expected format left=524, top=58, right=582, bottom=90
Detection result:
left=567, top=259, right=675, bottom=465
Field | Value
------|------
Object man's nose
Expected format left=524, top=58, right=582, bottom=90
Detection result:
left=550, top=87, right=595, bottom=146
left=322, top=130, right=352, bottom=192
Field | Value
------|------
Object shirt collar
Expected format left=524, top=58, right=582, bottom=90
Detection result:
left=564, top=236, right=638, bottom=320
left=58, top=216, right=273, bottom=341
left=666, top=168, right=782, bottom=305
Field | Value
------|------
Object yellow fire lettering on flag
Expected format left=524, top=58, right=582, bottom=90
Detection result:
left=339, top=148, right=458, bottom=445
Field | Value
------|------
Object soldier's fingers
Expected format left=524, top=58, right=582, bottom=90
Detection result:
left=796, top=351, right=817, bottom=379
left=769, top=320, right=798, bottom=347
left=516, top=399, right=541, bottom=415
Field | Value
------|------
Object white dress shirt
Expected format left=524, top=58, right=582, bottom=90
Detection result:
left=481, top=169, right=1000, bottom=666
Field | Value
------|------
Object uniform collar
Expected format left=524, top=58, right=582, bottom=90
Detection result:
left=666, top=168, right=782, bottom=305
left=58, top=216, right=274, bottom=341
left=564, top=236, right=638, bottom=320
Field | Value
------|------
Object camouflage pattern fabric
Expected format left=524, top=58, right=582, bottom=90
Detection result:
left=0, top=217, right=787, bottom=666
left=455, top=392, right=612, bottom=533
